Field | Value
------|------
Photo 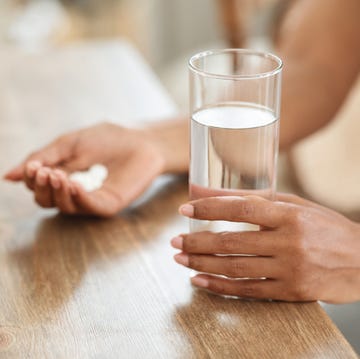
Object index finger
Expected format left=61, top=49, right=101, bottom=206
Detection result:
left=179, top=196, right=290, bottom=228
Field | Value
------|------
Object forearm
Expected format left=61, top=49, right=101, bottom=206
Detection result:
left=276, top=0, right=360, bottom=149
left=146, top=0, right=360, bottom=172
left=145, top=117, right=189, bottom=174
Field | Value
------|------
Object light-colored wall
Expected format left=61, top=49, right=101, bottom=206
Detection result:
left=147, top=0, right=222, bottom=67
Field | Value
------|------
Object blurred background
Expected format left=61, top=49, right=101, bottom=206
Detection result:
left=0, top=0, right=359, bottom=353
left=0, top=0, right=285, bottom=111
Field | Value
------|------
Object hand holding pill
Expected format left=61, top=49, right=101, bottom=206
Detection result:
left=4, top=123, right=167, bottom=217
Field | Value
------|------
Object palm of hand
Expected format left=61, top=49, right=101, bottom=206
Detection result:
left=6, top=123, right=164, bottom=217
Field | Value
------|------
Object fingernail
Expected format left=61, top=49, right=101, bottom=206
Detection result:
left=171, top=236, right=183, bottom=249
left=179, top=204, right=194, bottom=217
left=50, top=173, right=61, bottom=189
left=191, top=276, right=209, bottom=288
left=26, top=161, right=41, bottom=178
left=37, top=169, right=48, bottom=186
left=174, top=253, right=189, bottom=266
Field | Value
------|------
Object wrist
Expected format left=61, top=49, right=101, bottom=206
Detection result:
left=143, top=118, right=189, bottom=174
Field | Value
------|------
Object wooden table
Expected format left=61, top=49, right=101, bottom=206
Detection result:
left=0, top=41, right=357, bottom=359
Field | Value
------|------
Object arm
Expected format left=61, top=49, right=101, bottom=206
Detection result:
left=5, top=0, right=360, bottom=216
left=4, top=121, right=190, bottom=217
left=276, top=0, right=360, bottom=149
left=145, top=118, right=189, bottom=174
left=170, top=1, right=360, bottom=302
left=150, top=0, right=360, bottom=160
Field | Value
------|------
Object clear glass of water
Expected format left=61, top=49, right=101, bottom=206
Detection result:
left=188, top=49, right=282, bottom=283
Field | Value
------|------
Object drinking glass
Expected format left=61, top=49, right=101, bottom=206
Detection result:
left=188, top=49, right=282, bottom=284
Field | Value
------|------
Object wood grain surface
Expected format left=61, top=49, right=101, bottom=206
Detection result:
left=0, top=41, right=357, bottom=359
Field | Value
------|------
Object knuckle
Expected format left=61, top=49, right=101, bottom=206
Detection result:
left=287, top=208, right=308, bottom=231
left=287, top=207, right=302, bottom=225
left=182, top=235, right=193, bottom=252
left=196, top=202, right=212, bottom=218
left=286, top=265, right=313, bottom=301
left=188, top=255, right=201, bottom=271
left=184, top=232, right=208, bottom=252
left=263, top=202, right=277, bottom=218
left=290, top=281, right=311, bottom=301
left=241, top=285, right=257, bottom=298
left=209, top=280, right=227, bottom=294
left=229, top=200, right=255, bottom=220
left=282, top=256, right=314, bottom=301
left=226, top=257, right=246, bottom=277
left=290, top=231, right=307, bottom=254
left=241, top=202, right=256, bottom=217
left=183, top=237, right=195, bottom=252
left=290, top=254, right=308, bottom=279
left=218, top=232, right=238, bottom=252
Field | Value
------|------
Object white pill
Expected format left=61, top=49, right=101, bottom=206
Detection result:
left=89, top=164, right=108, bottom=181
left=69, top=164, right=108, bottom=192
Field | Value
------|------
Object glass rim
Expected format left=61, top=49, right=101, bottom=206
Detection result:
left=188, top=48, right=283, bottom=80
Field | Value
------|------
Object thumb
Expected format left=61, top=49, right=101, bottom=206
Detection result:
left=4, top=134, right=76, bottom=181
left=3, top=163, right=26, bottom=181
